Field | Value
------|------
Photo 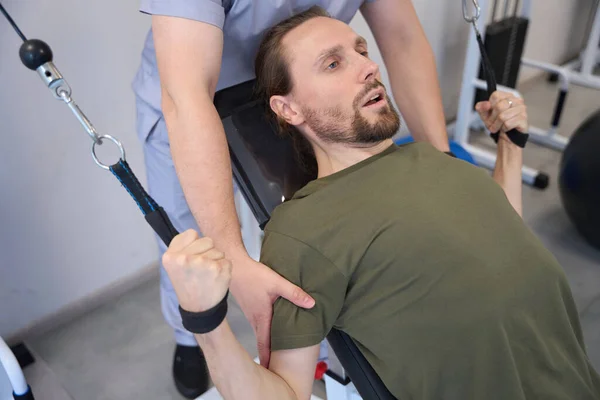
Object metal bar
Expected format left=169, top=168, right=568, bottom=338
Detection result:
left=520, top=58, right=571, bottom=90
left=527, top=125, right=569, bottom=151
left=581, top=3, right=600, bottom=75
left=564, top=58, right=583, bottom=71
left=503, top=0, right=511, bottom=18
left=455, top=0, right=490, bottom=144
left=568, top=71, right=600, bottom=90
left=492, top=0, right=499, bottom=22
left=462, top=143, right=540, bottom=186
left=473, top=79, right=524, bottom=97
left=512, top=0, right=520, bottom=17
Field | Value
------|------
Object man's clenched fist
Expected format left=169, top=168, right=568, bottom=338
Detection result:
left=162, top=229, right=232, bottom=313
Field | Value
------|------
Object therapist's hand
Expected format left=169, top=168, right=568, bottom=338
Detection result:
left=162, top=229, right=232, bottom=313
left=229, top=255, right=315, bottom=368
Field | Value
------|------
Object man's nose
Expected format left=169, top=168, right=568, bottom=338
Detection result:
left=360, top=58, right=380, bottom=83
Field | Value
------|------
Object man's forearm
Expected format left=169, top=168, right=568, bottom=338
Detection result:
left=386, top=29, right=449, bottom=152
left=195, top=322, right=297, bottom=400
left=493, top=140, right=523, bottom=217
left=162, top=94, right=247, bottom=260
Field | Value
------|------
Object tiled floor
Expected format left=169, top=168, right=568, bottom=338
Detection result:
left=5, top=73, right=600, bottom=400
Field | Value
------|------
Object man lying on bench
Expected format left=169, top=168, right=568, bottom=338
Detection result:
left=161, top=6, right=600, bottom=400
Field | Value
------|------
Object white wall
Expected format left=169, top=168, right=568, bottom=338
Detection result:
left=0, top=0, right=596, bottom=341
left=0, top=0, right=156, bottom=339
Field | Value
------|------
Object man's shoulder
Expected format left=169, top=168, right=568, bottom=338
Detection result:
left=263, top=198, right=314, bottom=243
left=260, top=195, right=338, bottom=263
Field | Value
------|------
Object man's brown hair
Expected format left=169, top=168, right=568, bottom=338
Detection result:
left=254, top=5, right=330, bottom=131
left=254, top=6, right=330, bottom=170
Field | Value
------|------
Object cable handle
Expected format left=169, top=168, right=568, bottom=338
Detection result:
left=466, top=1, right=530, bottom=148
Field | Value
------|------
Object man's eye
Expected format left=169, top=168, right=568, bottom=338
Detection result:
left=361, top=51, right=369, bottom=57
left=327, top=61, right=339, bottom=70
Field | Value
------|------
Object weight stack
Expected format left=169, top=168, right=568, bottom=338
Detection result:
left=474, top=16, right=529, bottom=105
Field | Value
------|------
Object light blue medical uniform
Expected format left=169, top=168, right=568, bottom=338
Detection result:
left=133, top=0, right=375, bottom=346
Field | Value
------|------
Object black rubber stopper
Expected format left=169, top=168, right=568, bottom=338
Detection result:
left=534, top=173, right=550, bottom=190
left=13, top=386, right=35, bottom=400
left=547, top=72, right=559, bottom=83
left=10, top=343, right=35, bottom=369
left=19, top=39, right=53, bottom=70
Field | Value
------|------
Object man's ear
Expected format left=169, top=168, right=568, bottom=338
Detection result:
left=270, top=95, right=305, bottom=126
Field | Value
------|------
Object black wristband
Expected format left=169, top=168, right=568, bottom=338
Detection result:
left=179, top=290, right=229, bottom=334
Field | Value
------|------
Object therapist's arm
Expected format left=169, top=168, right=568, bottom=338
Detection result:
left=361, top=0, right=450, bottom=152
left=151, top=16, right=243, bottom=261
left=151, top=16, right=315, bottom=367
left=162, top=230, right=320, bottom=400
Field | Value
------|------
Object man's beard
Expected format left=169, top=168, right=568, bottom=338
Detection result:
left=302, top=81, right=401, bottom=145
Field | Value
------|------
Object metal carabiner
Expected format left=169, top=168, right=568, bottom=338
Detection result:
left=462, top=0, right=481, bottom=24
left=91, top=135, right=126, bottom=170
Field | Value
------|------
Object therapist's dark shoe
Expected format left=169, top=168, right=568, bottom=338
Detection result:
left=173, top=344, right=211, bottom=399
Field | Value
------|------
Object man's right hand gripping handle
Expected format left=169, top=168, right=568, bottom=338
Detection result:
left=151, top=15, right=315, bottom=367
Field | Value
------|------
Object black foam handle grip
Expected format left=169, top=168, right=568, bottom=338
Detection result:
left=490, top=129, right=529, bottom=148
left=145, top=207, right=179, bottom=247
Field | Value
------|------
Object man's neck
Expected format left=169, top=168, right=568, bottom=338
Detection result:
left=313, top=139, right=394, bottom=178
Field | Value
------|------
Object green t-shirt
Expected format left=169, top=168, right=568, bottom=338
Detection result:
left=260, top=142, right=600, bottom=399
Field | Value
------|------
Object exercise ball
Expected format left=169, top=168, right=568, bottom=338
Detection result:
left=393, top=136, right=478, bottom=166
left=558, top=108, right=600, bottom=250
